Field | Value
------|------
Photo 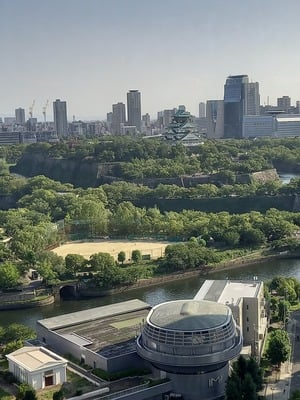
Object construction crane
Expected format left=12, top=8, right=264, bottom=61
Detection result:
left=42, top=100, right=49, bottom=123
left=29, top=99, right=35, bottom=119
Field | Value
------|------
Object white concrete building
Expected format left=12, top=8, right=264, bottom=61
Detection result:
left=194, top=280, right=267, bottom=358
left=243, top=114, right=300, bottom=138
left=6, top=346, right=67, bottom=390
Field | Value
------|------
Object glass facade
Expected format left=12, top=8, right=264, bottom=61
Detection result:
left=224, top=75, right=248, bottom=138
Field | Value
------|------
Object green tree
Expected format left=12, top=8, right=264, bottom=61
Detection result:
left=290, top=389, right=300, bottom=400
left=3, top=323, right=35, bottom=343
left=239, top=227, right=266, bottom=246
left=0, top=262, right=20, bottom=289
left=36, top=251, right=66, bottom=278
left=225, top=371, right=241, bottom=400
left=117, top=251, right=126, bottom=265
left=3, top=339, right=24, bottom=355
left=53, top=389, right=64, bottom=400
left=17, top=384, right=37, bottom=400
left=241, top=373, right=257, bottom=400
left=223, top=230, right=240, bottom=247
left=36, top=261, right=58, bottom=285
left=89, top=252, right=116, bottom=272
left=89, top=252, right=119, bottom=289
left=131, top=250, right=142, bottom=263
left=65, top=254, right=86, bottom=277
left=270, top=296, right=279, bottom=314
left=0, top=159, right=9, bottom=176
left=278, top=300, right=290, bottom=323
left=226, top=356, right=262, bottom=400
left=266, top=329, right=291, bottom=366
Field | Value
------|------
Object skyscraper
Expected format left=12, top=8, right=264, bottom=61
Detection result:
left=277, top=96, right=291, bottom=113
left=199, top=102, right=206, bottom=118
left=127, top=90, right=141, bottom=132
left=111, top=102, right=126, bottom=135
left=53, top=99, right=68, bottom=137
left=206, top=100, right=224, bottom=139
left=224, top=75, right=249, bottom=138
left=246, top=82, right=260, bottom=115
left=15, top=108, right=25, bottom=125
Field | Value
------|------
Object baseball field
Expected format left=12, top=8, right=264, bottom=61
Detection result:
left=52, top=239, right=172, bottom=261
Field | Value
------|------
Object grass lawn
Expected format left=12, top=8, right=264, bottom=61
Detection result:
left=35, top=369, right=98, bottom=399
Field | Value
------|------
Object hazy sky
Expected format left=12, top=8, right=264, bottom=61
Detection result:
left=2, top=0, right=300, bottom=121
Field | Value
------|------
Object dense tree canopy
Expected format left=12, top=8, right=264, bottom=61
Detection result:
left=266, top=329, right=291, bottom=366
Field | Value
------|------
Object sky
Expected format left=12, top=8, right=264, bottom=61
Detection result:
left=1, top=0, right=300, bottom=121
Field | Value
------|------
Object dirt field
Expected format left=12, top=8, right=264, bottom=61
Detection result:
left=53, top=239, right=172, bottom=261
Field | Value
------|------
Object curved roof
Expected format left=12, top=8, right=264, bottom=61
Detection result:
left=148, top=300, right=230, bottom=331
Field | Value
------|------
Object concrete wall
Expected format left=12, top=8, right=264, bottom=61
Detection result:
left=149, top=363, right=229, bottom=400
left=36, top=323, right=144, bottom=373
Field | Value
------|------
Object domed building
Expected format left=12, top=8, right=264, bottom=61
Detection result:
left=136, top=299, right=242, bottom=400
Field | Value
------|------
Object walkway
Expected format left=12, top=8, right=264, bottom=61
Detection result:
left=264, top=315, right=298, bottom=400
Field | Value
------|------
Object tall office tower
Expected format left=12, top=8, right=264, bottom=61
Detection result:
left=163, top=109, right=175, bottom=128
left=277, top=96, right=291, bottom=113
left=246, top=82, right=260, bottom=115
left=199, top=102, right=206, bottom=118
left=224, top=74, right=249, bottom=138
left=296, top=101, right=300, bottom=114
left=127, top=90, right=141, bottom=132
left=178, top=105, right=186, bottom=112
left=206, top=100, right=224, bottom=139
left=53, top=99, right=68, bottom=137
left=111, top=102, right=126, bottom=135
left=15, top=108, right=25, bottom=125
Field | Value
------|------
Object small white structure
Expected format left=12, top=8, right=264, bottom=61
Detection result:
left=6, top=346, right=67, bottom=390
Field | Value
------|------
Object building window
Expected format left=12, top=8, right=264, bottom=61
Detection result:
left=247, top=327, right=249, bottom=332
left=246, top=305, right=249, bottom=310
left=246, top=317, right=249, bottom=322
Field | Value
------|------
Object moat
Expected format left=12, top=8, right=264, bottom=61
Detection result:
left=1, top=257, right=300, bottom=328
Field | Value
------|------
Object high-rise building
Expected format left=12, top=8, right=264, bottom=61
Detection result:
left=127, top=90, right=141, bottom=132
left=246, top=82, right=260, bottom=115
left=111, top=102, right=126, bottom=135
left=163, top=109, right=175, bottom=128
left=199, top=102, right=206, bottom=118
left=277, top=96, right=291, bottom=113
left=53, top=99, right=68, bottom=137
left=206, top=100, right=224, bottom=139
left=224, top=74, right=249, bottom=138
left=15, top=108, right=25, bottom=125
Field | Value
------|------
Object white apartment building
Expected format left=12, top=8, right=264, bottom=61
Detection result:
left=194, top=280, right=267, bottom=358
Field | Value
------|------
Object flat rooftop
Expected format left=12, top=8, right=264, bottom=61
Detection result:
left=6, top=346, right=66, bottom=371
left=194, top=280, right=262, bottom=306
left=38, top=299, right=151, bottom=358
left=149, top=300, right=230, bottom=331
left=38, top=299, right=149, bottom=330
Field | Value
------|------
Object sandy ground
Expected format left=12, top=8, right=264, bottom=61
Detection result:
left=52, top=239, right=172, bottom=260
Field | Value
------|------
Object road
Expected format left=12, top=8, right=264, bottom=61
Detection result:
left=291, top=311, right=300, bottom=394
left=264, top=312, right=299, bottom=400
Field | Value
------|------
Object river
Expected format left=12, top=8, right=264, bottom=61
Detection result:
left=279, top=173, right=300, bottom=184
left=1, top=257, right=300, bottom=329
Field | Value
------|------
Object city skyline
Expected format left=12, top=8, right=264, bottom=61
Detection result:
left=2, top=0, right=300, bottom=120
